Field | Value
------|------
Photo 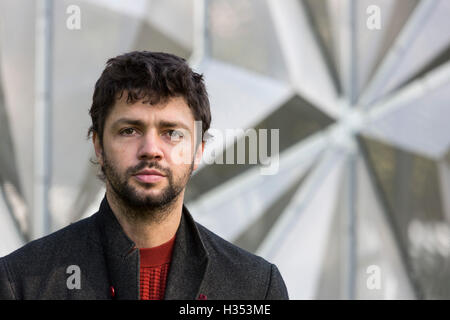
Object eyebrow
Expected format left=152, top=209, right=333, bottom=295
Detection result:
left=112, top=118, right=191, bottom=132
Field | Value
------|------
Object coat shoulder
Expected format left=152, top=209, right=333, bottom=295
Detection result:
left=194, top=222, right=288, bottom=299
left=197, top=224, right=282, bottom=300
left=0, top=213, right=108, bottom=299
left=195, top=222, right=270, bottom=268
left=1, top=215, right=97, bottom=276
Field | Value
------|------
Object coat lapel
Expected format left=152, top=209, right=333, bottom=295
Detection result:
left=95, top=197, right=139, bottom=300
left=164, top=205, right=210, bottom=300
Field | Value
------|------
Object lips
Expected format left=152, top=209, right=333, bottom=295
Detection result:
left=134, top=169, right=165, bottom=176
left=133, top=169, right=165, bottom=183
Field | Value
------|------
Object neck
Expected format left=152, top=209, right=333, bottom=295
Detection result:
left=106, top=188, right=184, bottom=249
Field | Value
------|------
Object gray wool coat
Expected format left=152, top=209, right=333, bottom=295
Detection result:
left=0, top=196, right=289, bottom=300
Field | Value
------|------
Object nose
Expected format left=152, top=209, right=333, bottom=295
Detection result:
left=137, top=129, right=164, bottom=161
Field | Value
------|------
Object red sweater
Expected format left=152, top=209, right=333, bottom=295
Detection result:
left=139, top=234, right=176, bottom=300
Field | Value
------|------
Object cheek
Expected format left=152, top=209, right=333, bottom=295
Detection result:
left=171, top=164, right=193, bottom=181
left=178, top=149, right=185, bottom=161
left=105, top=143, right=135, bottom=169
left=167, top=142, right=195, bottom=166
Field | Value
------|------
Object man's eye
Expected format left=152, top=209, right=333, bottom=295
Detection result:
left=165, top=130, right=184, bottom=141
left=120, top=128, right=137, bottom=136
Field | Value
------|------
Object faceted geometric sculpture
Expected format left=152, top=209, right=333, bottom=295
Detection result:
left=0, top=0, right=449, bottom=299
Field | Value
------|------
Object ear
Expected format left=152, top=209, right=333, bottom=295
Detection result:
left=92, top=132, right=104, bottom=166
left=193, top=141, right=205, bottom=171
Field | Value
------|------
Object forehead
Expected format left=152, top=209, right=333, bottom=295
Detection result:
left=106, top=95, right=195, bottom=128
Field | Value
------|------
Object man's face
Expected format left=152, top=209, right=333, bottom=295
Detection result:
left=93, top=94, right=204, bottom=217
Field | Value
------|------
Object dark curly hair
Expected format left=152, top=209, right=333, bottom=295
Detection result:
left=87, top=51, right=211, bottom=147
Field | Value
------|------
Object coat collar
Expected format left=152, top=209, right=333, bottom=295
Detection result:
left=94, top=195, right=210, bottom=300
left=164, top=204, right=209, bottom=299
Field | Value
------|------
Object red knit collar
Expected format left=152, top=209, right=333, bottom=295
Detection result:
left=139, top=234, right=176, bottom=267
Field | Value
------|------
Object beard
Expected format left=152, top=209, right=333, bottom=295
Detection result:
left=101, top=152, right=194, bottom=222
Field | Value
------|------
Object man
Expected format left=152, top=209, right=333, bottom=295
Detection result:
left=0, top=51, right=289, bottom=300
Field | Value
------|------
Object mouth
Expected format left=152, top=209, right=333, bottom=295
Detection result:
left=133, top=169, right=166, bottom=183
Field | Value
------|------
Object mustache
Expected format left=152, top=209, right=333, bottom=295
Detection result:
left=128, top=161, right=169, bottom=176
